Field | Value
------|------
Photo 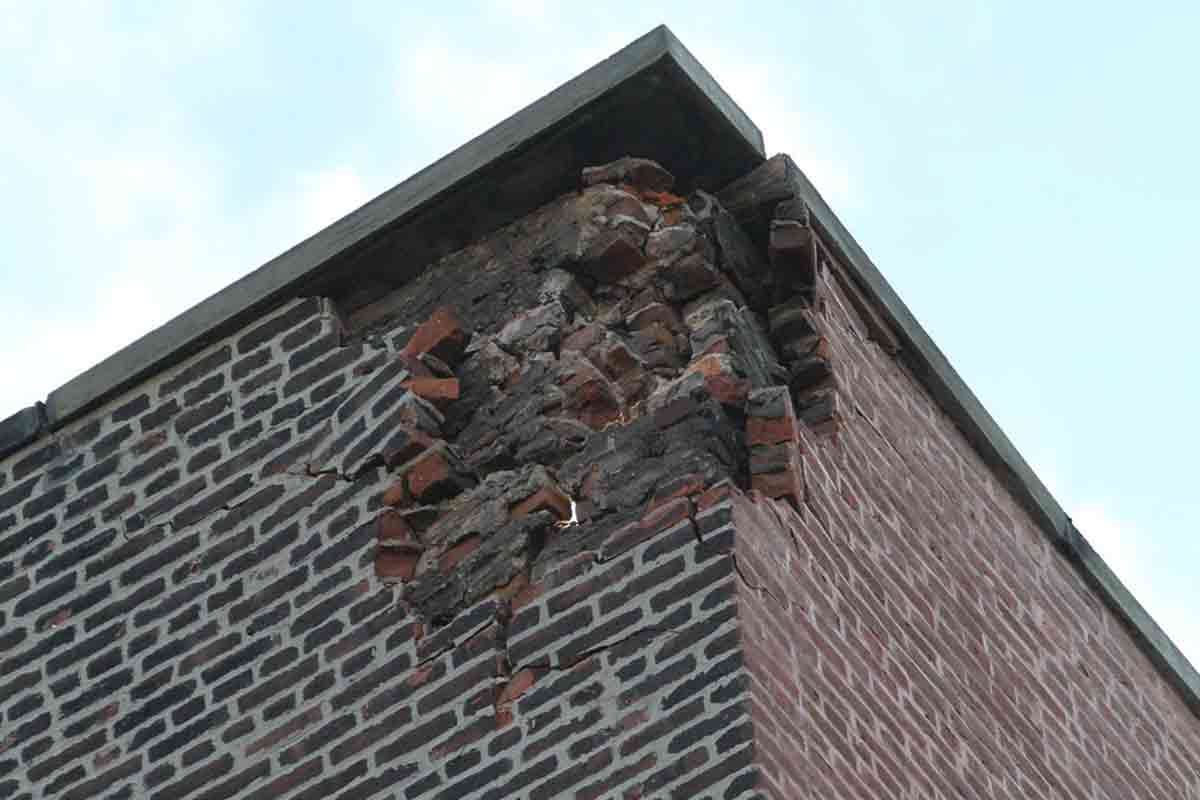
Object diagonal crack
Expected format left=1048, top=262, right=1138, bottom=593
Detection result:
left=730, top=551, right=784, bottom=607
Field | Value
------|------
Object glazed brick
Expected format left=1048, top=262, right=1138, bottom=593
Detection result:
left=433, top=757, right=513, bottom=800
left=557, top=607, right=644, bottom=666
left=508, top=604, right=594, bottom=667
left=0, top=475, right=38, bottom=514
left=0, top=515, right=55, bottom=561
left=212, top=428, right=292, bottom=485
left=24, top=484, right=67, bottom=519
left=59, top=753, right=142, bottom=800
left=210, top=484, right=285, bottom=535
left=35, top=528, right=117, bottom=581
left=87, top=577, right=166, bottom=634
left=26, top=729, right=107, bottom=783
left=237, top=298, right=323, bottom=355
left=119, top=445, right=178, bottom=487
left=110, top=393, right=150, bottom=424
left=93, top=424, right=133, bottom=460
left=330, top=705, right=417, bottom=764
left=416, top=656, right=497, bottom=716
left=62, top=667, right=132, bottom=718
left=331, top=650, right=418, bottom=712
left=14, top=571, right=76, bottom=618
left=159, top=345, right=232, bottom=398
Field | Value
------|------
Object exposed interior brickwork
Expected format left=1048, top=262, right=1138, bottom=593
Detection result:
left=724, top=163, right=1200, bottom=799
left=2, top=150, right=1198, bottom=800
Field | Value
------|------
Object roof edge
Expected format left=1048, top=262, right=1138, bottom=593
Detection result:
left=31, top=24, right=763, bottom=432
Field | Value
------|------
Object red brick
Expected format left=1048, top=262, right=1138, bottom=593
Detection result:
left=401, top=306, right=469, bottom=364
left=375, top=548, right=420, bottom=582
left=510, top=486, right=571, bottom=521
left=403, top=446, right=464, bottom=503
left=381, top=480, right=408, bottom=508
left=497, top=667, right=542, bottom=705
left=376, top=510, right=423, bottom=550
left=696, top=480, right=737, bottom=512
left=439, top=534, right=480, bottom=573
left=512, top=582, right=543, bottom=611
left=402, top=377, right=460, bottom=409
left=747, top=415, right=798, bottom=446
left=686, top=354, right=749, bottom=407
left=640, top=496, right=692, bottom=534
left=751, top=468, right=801, bottom=504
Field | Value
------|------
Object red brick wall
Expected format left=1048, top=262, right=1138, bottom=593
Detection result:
left=733, top=247, right=1200, bottom=798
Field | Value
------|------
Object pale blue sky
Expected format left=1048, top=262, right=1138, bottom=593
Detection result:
left=2, top=2, right=1198, bottom=667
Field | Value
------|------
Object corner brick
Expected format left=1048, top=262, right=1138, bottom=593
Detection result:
left=376, top=510, right=423, bottom=550
left=402, top=306, right=469, bottom=365
left=401, top=377, right=460, bottom=409
left=375, top=549, right=420, bottom=582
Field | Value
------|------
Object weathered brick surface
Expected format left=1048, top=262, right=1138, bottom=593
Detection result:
left=3, top=152, right=1196, bottom=800
left=728, top=198, right=1200, bottom=798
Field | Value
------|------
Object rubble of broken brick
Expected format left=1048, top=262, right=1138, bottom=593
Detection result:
left=350, top=155, right=847, bottom=654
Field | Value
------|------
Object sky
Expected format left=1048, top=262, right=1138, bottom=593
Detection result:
left=2, top=2, right=1198, bottom=670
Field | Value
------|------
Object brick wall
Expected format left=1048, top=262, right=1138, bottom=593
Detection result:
left=2, top=152, right=1198, bottom=800
left=0, top=158, right=769, bottom=799
left=726, top=175, right=1200, bottom=798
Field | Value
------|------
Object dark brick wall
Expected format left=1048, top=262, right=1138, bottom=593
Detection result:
left=0, top=159, right=767, bottom=799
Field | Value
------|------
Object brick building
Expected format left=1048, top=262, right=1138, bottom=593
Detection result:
left=2, top=25, right=1198, bottom=800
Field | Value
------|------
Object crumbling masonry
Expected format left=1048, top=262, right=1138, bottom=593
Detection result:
left=3, top=27, right=1199, bottom=800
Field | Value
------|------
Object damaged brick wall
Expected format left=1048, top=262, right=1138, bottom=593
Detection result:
left=4, top=148, right=1198, bottom=800
left=0, top=157, right=781, bottom=799
left=719, top=158, right=1200, bottom=799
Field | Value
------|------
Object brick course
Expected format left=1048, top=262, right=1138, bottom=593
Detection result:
left=1, top=150, right=1197, bottom=800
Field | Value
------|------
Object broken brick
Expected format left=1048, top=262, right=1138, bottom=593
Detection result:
left=439, top=535, right=481, bottom=574
left=375, top=548, right=421, bottom=582
left=377, top=510, right=423, bottom=550
left=403, top=446, right=471, bottom=504
left=402, top=306, right=470, bottom=365
left=382, top=480, right=408, bottom=508
left=402, top=377, right=460, bottom=410
left=582, top=157, right=674, bottom=193
left=510, top=486, right=571, bottom=521
left=686, top=354, right=749, bottom=408
left=496, top=668, right=543, bottom=705
left=383, top=427, right=438, bottom=468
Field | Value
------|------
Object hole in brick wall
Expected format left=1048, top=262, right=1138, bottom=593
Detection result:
left=527, top=525, right=548, bottom=564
